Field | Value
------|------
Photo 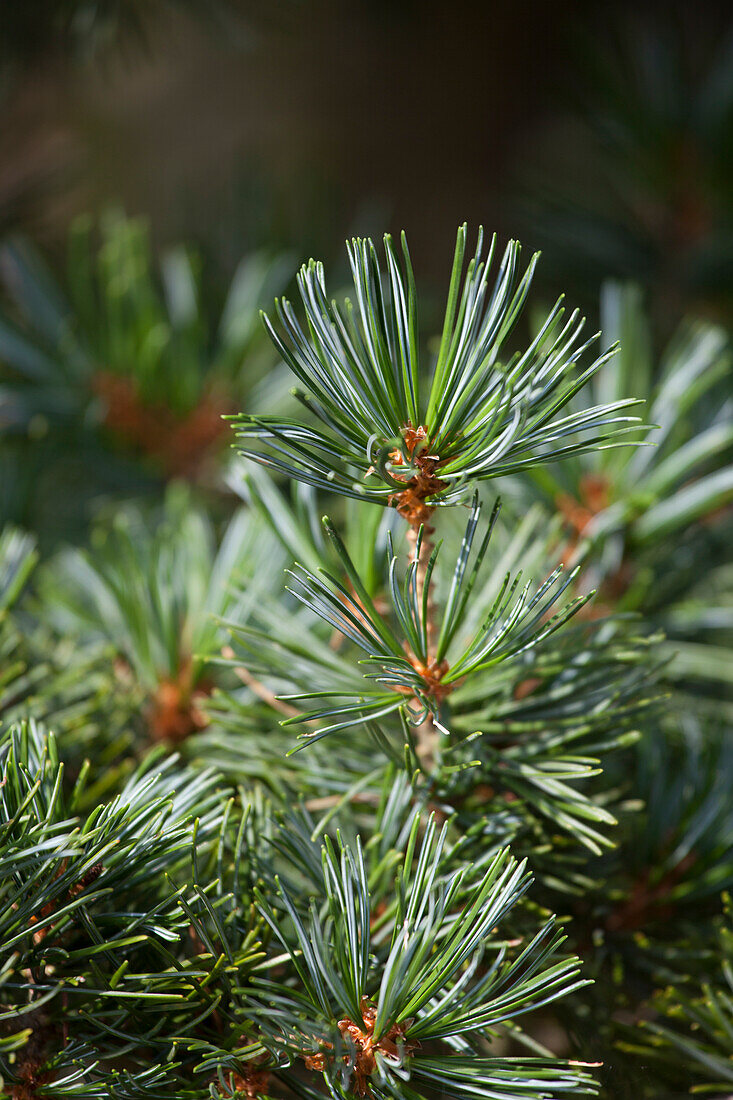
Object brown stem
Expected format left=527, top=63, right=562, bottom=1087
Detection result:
left=222, top=646, right=301, bottom=719
left=406, top=519, right=435, bottom=646
left=406, top=515, right=440, bottom=772
left=304, top=791, right=382, bottom=811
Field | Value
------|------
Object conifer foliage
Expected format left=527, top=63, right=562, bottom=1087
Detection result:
left=1, top=224, right=731, bottom=1099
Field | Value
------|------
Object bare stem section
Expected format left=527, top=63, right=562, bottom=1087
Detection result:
left=406, top=515, right=440, bottom=773
left=406, top=520, right=435, bottom=645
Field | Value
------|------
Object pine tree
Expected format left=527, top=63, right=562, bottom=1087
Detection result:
left=1, top=224, right=731, bottom=1099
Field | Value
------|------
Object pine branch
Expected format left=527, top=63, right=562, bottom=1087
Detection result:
left=38, top=486, right=287, bottom=749
left=517, top=281, right=732, bottom=706
left=232, top=226, right=645, bottom=507
left=250, top=815, right=597, bottom=1099
left=222, top=497, right=590, bottom=755
left=0, top=720, right=229, bottom=1097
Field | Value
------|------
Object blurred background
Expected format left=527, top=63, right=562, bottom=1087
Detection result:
left=0, top=0, right=731, bottom=542
left=4, top=1, right=733, bottom=296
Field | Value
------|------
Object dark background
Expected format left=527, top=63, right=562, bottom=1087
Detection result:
left=4, top=0, right=731, bottom=309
